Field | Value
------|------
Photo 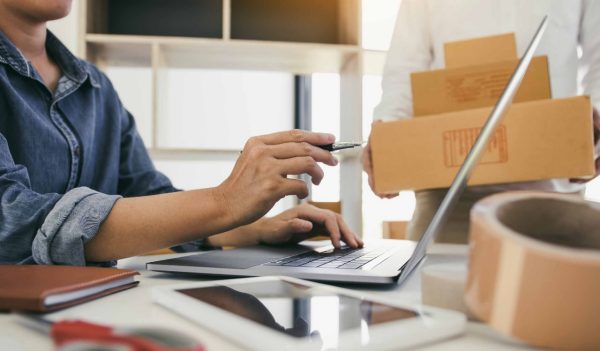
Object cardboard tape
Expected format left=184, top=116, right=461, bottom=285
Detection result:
left=466, top=192, right=600, bottom=350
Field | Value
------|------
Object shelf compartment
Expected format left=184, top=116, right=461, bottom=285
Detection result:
left=86, top=0, right=223, bottom=38
left=230, top=0, right=359, bottom=45
left=154, top=68, right=294, bottom=150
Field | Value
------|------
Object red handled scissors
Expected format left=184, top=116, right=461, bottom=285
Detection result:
left=16, top=313, right=205, bottom=351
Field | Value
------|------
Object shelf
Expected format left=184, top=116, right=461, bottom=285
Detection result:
left=86, top=34, right=359, bottom=74
left=231, top=0, right=358, bottom=45
left=88, top=0, right=223, bottom=38
left=86, top=38, right=152, bottom=66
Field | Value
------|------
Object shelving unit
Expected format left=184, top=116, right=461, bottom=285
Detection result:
left=78, top=0, right=384, bottom=234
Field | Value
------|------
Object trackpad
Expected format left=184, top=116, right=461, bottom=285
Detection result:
left=169, top=245, right=310, bottom=269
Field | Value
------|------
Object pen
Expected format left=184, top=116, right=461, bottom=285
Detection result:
left=240, top=142, right=364, bottom=154
left=319, top=142, right=364, bottom=152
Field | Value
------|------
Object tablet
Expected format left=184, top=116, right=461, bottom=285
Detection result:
left=153, top=276, right=465, bottom=350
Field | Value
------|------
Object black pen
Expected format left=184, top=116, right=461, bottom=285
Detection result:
left=241, top=142, right=363, bottom=154
left=318, top=142, right=364, bottom=152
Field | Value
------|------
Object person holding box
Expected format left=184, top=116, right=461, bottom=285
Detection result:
left=363, top=0, right=600, bottom=243
left=0, top=0, right=362, bottom=266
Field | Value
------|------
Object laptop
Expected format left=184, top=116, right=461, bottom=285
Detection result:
left=148, top=17, right=548, bottom=285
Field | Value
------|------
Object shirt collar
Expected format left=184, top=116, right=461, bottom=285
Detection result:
left=0, top=29, right=89, bottom=85
left=0, top=30, right=29, bottom=75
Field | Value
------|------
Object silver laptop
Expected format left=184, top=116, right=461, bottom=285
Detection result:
left=148, top=17, right=548, bottom=285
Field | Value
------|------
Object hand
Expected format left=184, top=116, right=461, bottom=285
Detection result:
left=254, top=203, right=363, bottom=249
left=216, top=130, right=339, bottom=227
left=571, top=108, right=600, bottom=183
left=361, top=130, right=399, bottom=199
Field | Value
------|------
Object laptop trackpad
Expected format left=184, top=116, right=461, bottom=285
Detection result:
left=174, top=245, right=310, bottom=269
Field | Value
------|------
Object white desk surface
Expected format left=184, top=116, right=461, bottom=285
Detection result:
left=0, top=244, right=537, bottom=351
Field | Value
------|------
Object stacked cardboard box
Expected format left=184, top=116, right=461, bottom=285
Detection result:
left=371, top=34, right=594, bottom=193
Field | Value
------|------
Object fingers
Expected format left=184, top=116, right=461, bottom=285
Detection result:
left=288, top=218, right=314, bottom=233
left=380, top=192, right=400, bottom=199
left=270, top=142, right=338, bottom=166
left=571, top=156, right=600, bottom=183
left=362, top=140, right=400, bottom=199
left=278, top=157, right=325, bottom=185
left=361, top=142, right=373, bottom=172
left=337, top=214, right=363, bottom=248
left=295, top=204, right=362, bottom=249
left=278, top=178, right=310, bottom=199
left=226, top=131, right=338, bottom=225
left=363, top=142, right=379, bottom=194
left=593, top=109, right=600, bottom=144
left=255, top=129, right=335, bottom=146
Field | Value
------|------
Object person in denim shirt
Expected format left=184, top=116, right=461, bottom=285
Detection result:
left=0, top=0, right=362, bottom=266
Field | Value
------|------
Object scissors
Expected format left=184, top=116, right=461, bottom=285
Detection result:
left=16, top=313, right=205, bottom=351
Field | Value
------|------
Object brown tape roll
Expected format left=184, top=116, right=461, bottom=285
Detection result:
left=466, top=191, right=600, bottom=350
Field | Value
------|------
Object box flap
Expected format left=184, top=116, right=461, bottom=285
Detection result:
left=444, top=33, right=517, bottom=68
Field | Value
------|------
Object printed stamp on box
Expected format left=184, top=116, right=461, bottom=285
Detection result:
left=443, top=125, right=508, bottom=168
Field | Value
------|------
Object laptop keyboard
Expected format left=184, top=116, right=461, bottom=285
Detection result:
left=264, top=245, right=394, bottom=270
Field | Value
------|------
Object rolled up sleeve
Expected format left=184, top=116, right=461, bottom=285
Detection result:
left=32, top=187, right=120, bottom=266
left=0, top=133, right=120, bottom=266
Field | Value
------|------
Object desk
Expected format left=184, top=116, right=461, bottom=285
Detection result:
left=0, top=244, right=536, bottom=350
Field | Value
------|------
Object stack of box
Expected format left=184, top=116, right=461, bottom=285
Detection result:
left=370, top=33, right=595, bottom=193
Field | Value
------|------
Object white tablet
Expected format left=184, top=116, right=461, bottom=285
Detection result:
left=153, top=276, right=465, bottom=351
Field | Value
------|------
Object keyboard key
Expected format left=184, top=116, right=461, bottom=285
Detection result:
left=319, top=261, right=345, bottom=268
left=339, top=263, right=363, bottom=269
left=312, top=259, right=334, bottom=264
left=301, top=261, right=325, bottom=267
left=283, top=258, right=314, bottom=266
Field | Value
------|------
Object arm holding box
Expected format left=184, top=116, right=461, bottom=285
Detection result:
left=363, top=0, right=432, bottom=197
left=570, top=0, right=600, bottom=182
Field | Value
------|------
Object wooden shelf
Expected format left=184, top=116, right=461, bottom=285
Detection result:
left=88, top=0, right=223, bottom=38
left=160, top=40, right=358, bottom=74
left=86, top=34, right=359, bottom=73
left=86, top=37, right=152, bottom=66
left=230, top=0, right=358, bottom=45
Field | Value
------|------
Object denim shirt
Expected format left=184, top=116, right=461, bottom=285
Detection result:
left=0, top=30, right=199, bottom=265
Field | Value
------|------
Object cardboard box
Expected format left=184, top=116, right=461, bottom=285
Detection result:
left=444, top=33, right=517, bottom=68
left=411, top=56, right=551, bottom=116
left=411, top=33, right=551, bottom=117
left=370, top=96, right=595, bottom=193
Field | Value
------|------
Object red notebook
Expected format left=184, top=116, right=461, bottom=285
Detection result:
left=0, top=265, right=139, bottom=312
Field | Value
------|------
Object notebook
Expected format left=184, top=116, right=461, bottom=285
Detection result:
left=0, top=265, right=139, bottom=312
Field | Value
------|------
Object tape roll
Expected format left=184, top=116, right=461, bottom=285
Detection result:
left=465, top=191, right=600, bottom=350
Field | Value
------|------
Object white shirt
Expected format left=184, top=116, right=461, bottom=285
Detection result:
left=374, top=0, right=600, bottom=192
